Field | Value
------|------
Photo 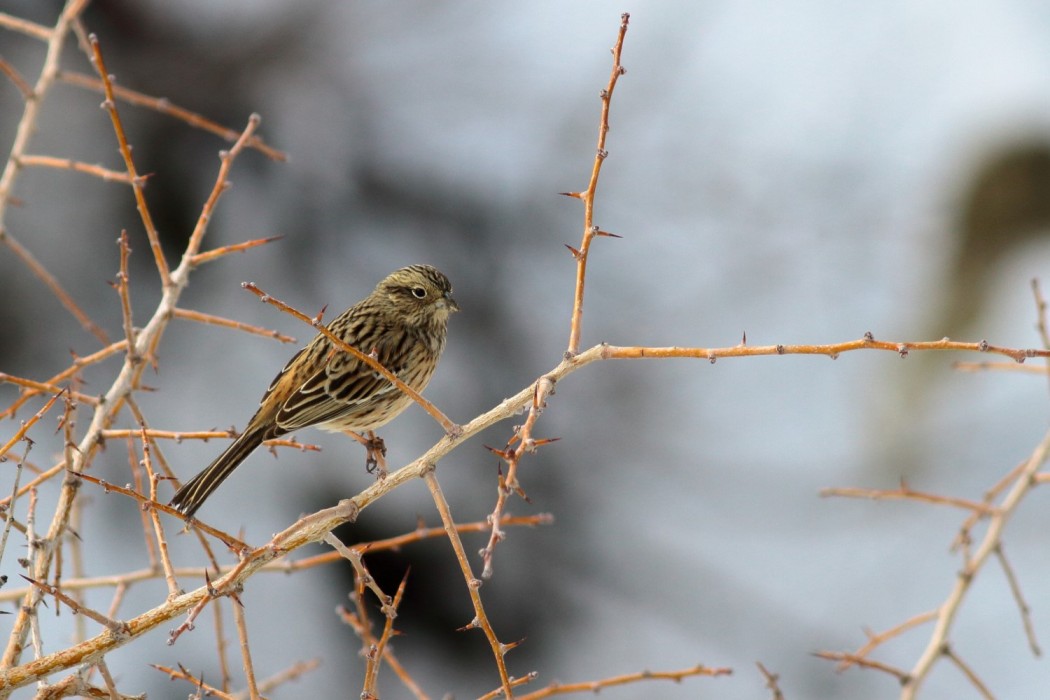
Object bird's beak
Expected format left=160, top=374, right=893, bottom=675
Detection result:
left=443, top=291, right=460, bottom=313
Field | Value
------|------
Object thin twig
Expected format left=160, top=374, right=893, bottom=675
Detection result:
left=0, top=12, right=52, bottom=41
left=1030, top=278, right=1050, bottom=395
left=20, top=575, right=130, bottom=636
left=942, top=646, right=994, bottom=700
left=993, top=544, right=1041, bottom=657
left=140, top=427, right=181, bottom=598
left=423, top=470, right=514, bottom=696
left=0, top=56, right=34, bottom=98
left=89, top=34, right=171, bottom=286
left=481, top=375, right=557, bottom=578
left=362, top=569, right=409, bottom=697
left=756, top=662, right=784, bottom=700
left=0, top=389, right=65, bottom=461
left=172, top=307, right=296, bottom=344
left=188, top=235, right=284, bottom=266
left=15, top=154, right=132, bottom=183
left=565, top=12, right=630, bottom=356
left=832, top=610, right=937, bottom=671
left=337, top=605, right=429, bottom=700
left=323, top=532, right=395, bottom=617
left=0, top=230, right=110, bottom=345
left=812, top=651, right=909, bottom=681
left=57, top=70, right=287, bottom=161
left=230, top=587, right=261, bottom=700
left=505, top=663, right=732, bottom=700
left=820, top=481, right=995, bottom=515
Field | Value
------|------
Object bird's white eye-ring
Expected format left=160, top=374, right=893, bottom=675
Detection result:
left=411, top=286, right=427, bottom=299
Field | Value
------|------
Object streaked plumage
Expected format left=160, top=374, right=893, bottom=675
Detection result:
left=170, top=265, right=457, bottom=517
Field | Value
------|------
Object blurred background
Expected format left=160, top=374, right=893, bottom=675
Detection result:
left=3, top=1, right=1050, bottom=698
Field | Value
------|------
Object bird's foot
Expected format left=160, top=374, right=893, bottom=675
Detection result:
left=363, top=431, right=387, bottom=479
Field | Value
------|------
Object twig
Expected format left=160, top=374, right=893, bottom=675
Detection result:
left=90, top=34, right=171, bottom=286
left=1031, top=278, right=1050, bottom=395
left=993, top=544, right=1041, bottom=657
left=254, top=658, right=322, bottom=695
left=820, top=481, right=995, bottom=515
left=20, top=575, right=130, bottom=636
left=139, top=427, right=181, bottom=598
left=0, top=389, right=64, bottom=463
left=0, top=229, right=110, bottom=345
left=337, top=605, right=429, bottom=700
left=230, top=587, right=261, bottom=700
left=69, top=471, right=248, bottom=553
left=812, top=651, right=909, bottom=681
left=0, top=11, right=52, bottom=41
left=942, top=646, right=994, bottom=700
left=188, top=235, right=285, bottom=267
left=831, top=610, right=938, bottom=671
left=362, top=569, right=409, bottom=698
left=184, top=114, right=262, bottom=258
left=151, top=664, right=234, bottom=699
left=757, top=662, right=784, bottom=700
left=423, top=470, right=514, bottom=696
left=115, top=231, right=137, bottom=360
left=0, top=56, right=34, bottom=98
left=0, top=340, right=129, bottom=420
left=953, top=361, right=1046, bottom=374
left=481, top=375, right=557, bottom=578
left=1031, top=278, right=1050, bottom=351
left=14, top=154, right=132, bottom=183
left=564, top=12, right=630, bottom=356
left=0, top=438, right=31, bottom=573
left=122, top=443, right=159, bottom=581
left=0, top=372, right=99, bottom=409
left=322, top=532, right=395, bottom=617
left=506, top=663, right=732, bottom=700
left=57, top=70, right=287, bottom=161
left=172, top=307, right=297, bottom=344
left=598, top=335, right=1049, bottom=363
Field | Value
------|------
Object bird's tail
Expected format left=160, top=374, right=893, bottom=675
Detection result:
left=169, top=426, right=267, bottom=518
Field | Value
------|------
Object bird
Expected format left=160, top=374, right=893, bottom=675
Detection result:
left=169, top=264, right=458, bottom=518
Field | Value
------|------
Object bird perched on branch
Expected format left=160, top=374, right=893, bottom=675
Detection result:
left=170, top=264, right=458, bottom=518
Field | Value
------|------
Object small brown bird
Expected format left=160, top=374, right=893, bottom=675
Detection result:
left=170, top=265, right=458, bottom=518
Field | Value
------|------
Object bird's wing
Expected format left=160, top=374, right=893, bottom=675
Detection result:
left=273, top=333, right=409, bottom=432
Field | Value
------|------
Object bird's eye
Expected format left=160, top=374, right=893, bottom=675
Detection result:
left=411, top=286, right=427, bottom=299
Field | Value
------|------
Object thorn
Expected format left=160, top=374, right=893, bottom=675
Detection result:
left=594, top=229, right=622, bottom=238
left=564, top=244, right=582, bottom=261
left=313, top=304, right=328, bottom=325
left=740, top=331, right=747, bottom=346
left=483, top=445, right=512, bottom=460
left=558, top=191, right=583, bottom=199
left=500, top=637, right=527, bottom=654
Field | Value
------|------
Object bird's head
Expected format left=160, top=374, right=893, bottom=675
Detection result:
left=376, top=264, right=459, bottom=326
